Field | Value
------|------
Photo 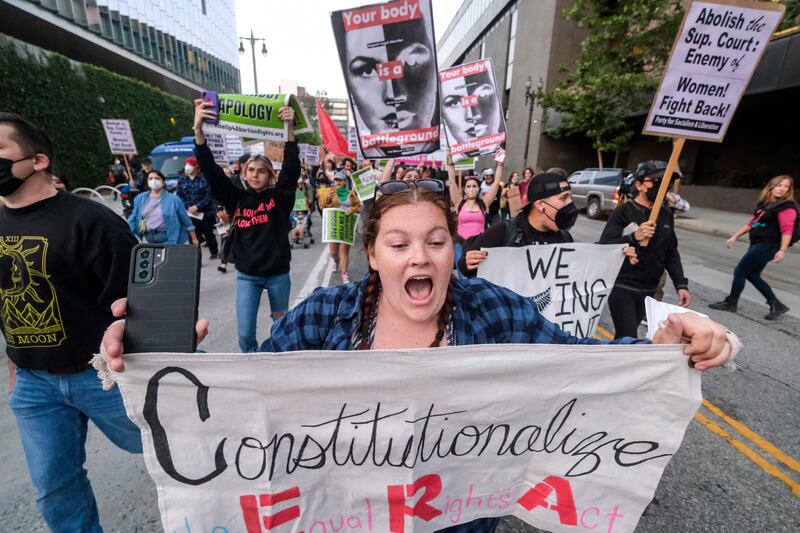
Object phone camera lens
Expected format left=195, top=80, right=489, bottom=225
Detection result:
left=139, top=260, right=149, bottom=269
left=140, top=250, right=151, bottom=259
left=138, top=271, right=148, bottom=279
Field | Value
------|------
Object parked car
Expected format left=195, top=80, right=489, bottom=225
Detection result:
left=567, top=168, right=627, bottom=219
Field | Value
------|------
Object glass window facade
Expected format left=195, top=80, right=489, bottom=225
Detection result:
left=16, top=0, right=240, bottom=92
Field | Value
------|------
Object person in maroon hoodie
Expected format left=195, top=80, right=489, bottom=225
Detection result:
left=192, top=99, right=299, bottom=352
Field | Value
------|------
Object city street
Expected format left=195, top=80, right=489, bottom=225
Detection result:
left=0, top=212, right=798, bottom=532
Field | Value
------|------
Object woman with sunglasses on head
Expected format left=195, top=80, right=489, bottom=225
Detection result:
left=191, top=99, right=300, bottom=353
left=103, top=178, right=740, bottom=533
left=318, top=171, right=362, bottom=284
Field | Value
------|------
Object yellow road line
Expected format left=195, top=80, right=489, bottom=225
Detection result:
left=694, top=413, right=800, bottom=498
left=594, top=322, right=800, bottom=496
left=702, top=399, right=800, bottom=475
left=596, top=326, right=614, bottom=340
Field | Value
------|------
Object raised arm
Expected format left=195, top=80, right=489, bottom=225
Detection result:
left=193, top=99, right=244, bottom=212
left=447, top=157, right=461, bottom=209
left=380, top=159, right=395, bottom=184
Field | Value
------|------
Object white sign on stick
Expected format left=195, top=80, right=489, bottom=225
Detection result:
left=643, top=0, right=784, bottom=142
left=103, top=344, right=700, bottom=533
left=479, top=243, right=625, bottom=337
left=205, top=134, right=228, bottom=166
left=101, top=119, right=137, bottom=155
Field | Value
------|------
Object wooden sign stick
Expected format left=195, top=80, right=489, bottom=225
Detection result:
left=122, top=154, right=134, bottom=186
left=641, top=137, right=685, bottom=247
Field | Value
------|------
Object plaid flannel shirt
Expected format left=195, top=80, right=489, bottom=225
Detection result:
left=176, top=173, right=214, bottom=214
left=260, top=276, right=647, bottom=352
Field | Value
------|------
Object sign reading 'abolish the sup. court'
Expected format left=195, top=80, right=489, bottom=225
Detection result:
left=643, top=0, right=784, bottom=142
left=102, top=344, right=700, bottom=533
left=479, top=243, right=625, bottom=338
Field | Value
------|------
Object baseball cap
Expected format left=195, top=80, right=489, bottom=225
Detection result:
left=184, top=157, right=198, bottom=166
left=333, top=171, right=348, bottom=181
left=525, top=173, right=570, bottom=203
left=634, top=161, right=667, bottom=181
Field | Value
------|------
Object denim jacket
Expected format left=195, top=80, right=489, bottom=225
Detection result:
left=127, top=191, right=195, bottom=244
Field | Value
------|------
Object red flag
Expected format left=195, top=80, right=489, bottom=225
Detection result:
left=316, top=99, right=355, bottom=158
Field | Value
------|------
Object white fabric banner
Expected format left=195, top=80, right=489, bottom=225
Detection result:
left=106, top=344, right=700, bottom=533
left=478, top=243, right=625, bottom=337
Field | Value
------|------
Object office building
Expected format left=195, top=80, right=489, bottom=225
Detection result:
left=0, top=0, right=240, bottom=99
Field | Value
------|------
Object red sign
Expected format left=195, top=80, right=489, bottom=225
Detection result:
left=460, top=95, right=478, bottom=107
left=342, top=0, right=422, bottom=31
left=378, top=60, right=404, bottom=81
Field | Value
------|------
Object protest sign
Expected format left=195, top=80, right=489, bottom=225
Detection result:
left=102, top=344, right=700, bottom=533
left=454, top=157, right=476, bottom=170
left=293, top=189, right=308, bottom=213
left=206, top=134, right=229, bottom=166
left=225, top=135, right=244, bottom=161
left=202, top=94, right=314, bottom=143
left=305, top=144, right=321, bottom=165
left=347, top=125, right=359, bottom=154
left=101, top=119, right=137, bottom=155
left=350, top=166, right=380, bottom=202
left=439, top=59, right=507, bottom=161
left=639, top=0, right=783, bottom=246
left=643, top=0, right=784, bottom=142
left=479, top=243, right=624, bottom=337
left=331, top=0, right=441, bottom=158
left=322, top=207, right=358, bottom=245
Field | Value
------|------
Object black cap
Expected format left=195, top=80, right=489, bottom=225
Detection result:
left=634, top=161, right=667, bottom=181
left=526, top=173, right=570, bottom=202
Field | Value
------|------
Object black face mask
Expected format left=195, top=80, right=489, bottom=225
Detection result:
left=0, top=155, right=35, bottom=196
left=543, top=200, right=579, bottom=230
left=645, top=186, right=660, bottom=203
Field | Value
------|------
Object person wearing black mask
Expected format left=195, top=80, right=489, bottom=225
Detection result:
left=459, top=173, right=580, bottom=276
left=599, top=160, right=691, bottom=338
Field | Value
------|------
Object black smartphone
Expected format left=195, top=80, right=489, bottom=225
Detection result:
left=201, top=90, right=219, bottom=125
left=123, top=244, right=201, bottom=353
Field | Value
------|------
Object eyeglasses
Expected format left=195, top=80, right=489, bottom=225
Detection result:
left=375, top=179, right=445, bottom=200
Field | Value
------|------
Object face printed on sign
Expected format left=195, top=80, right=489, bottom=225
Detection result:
left=441, top=72, right=501, bottom=142
left=333, top=0, right=440, bottom=158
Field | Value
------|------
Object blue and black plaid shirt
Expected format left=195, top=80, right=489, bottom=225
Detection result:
left=176, top=173, right=214, bottom=214
left=260, top=276, right=646, bottom=352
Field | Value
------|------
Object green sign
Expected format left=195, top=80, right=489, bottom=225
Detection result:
left=293, top=189, right=308, bottom=212
left=350, top=166, right=379, bottom=203
left=322, top=208, right=358, bottom=245
left=454, top=157, right=476, bottom=170
left=203, top=93, right=314, bottom=144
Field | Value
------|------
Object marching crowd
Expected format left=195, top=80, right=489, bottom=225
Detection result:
left=0, top=100, right=794, bottom=532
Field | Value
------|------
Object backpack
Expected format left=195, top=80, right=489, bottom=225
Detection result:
left=767, top=201, right=800, bottom=247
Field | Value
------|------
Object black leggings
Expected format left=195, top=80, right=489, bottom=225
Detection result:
left=608, top=287, right=654, bottom=339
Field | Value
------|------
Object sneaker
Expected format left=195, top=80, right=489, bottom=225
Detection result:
left=341, top=271, right=350, bottom=284
left=217, top=264, right=227, bottom=273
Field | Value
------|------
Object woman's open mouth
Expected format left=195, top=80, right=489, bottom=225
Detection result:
left=405, top=275, right=433, bottom=304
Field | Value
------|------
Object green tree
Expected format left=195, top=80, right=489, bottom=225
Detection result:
left=539, top=0, right=797, bottom=167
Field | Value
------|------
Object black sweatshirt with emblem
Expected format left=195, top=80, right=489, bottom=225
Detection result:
left=0, top=192, right=136, bottom=372
left=195, top=140, right=299, bottom=277
left=599, top=200, right=688, bottom=294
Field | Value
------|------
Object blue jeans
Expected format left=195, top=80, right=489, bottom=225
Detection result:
left=9, top=367, right=143, bottom=533
left=144, top=230, right=168, bottom=243
left=730, top=242, right=778, bottom=301
left=236, top=271, right=291, bottom=352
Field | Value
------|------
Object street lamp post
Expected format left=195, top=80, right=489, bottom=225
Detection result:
left=238, top=30, right=268, bottom=94
left=522, top=76, right=544, bottom=170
